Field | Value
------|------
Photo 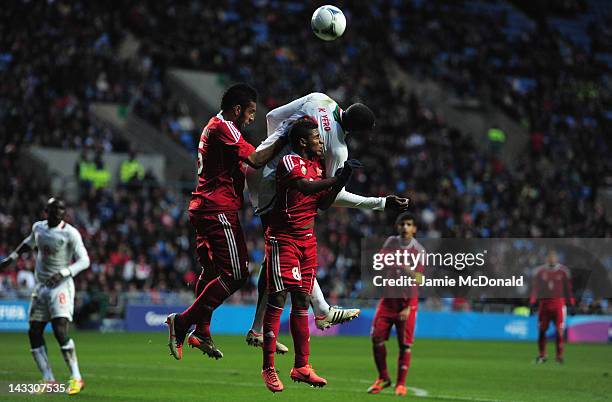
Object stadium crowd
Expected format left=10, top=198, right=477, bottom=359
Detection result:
left=1, top=0, right=611, bottom=325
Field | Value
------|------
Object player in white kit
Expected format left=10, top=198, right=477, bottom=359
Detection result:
left=0, top=198, right=90, bottom=394
left=245, top=93, right=410, bottom=349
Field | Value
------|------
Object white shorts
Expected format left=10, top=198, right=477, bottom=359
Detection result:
left=28, top=279, right=75, bottom=322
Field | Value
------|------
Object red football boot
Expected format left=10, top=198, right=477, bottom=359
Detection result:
left=290, top=365, right=327, bottom=387
left=262, top=367, right=284, bottom=393
left=367, top=378, right=392, bottom=394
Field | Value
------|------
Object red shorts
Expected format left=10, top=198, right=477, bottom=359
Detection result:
left=189, top=211, right=249, bottom=281
left=371, top=300, right=417, bottom=346
left=538, top=304, right=566, bottom=331
left=266, top=234, right=317, bottom=294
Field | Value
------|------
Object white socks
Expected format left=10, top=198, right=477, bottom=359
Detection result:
left=251, top=293, right=268, bottom=334
left=311, top=280, right=330, bottom=317
left=31, top=345, right=55, bottom=381
left=60, top=339, right=82, bottom=381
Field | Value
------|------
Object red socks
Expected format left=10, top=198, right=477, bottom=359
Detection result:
left=556, top=331, right=564, bottom=359
left=538, top=329, right=547, bottom=357
left=397, top=348, right=412, bottom=386
left=179, top=277, right=231, bottom=331
left=290, top=307, right=310, bottom=368
left=263, top=303, right=283, bottom=369
left=373, top=341, right=389, bottom=380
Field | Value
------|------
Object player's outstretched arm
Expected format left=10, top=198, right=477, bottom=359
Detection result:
left=0, top=242, right=32, bottom=269
left=290, top=159, right=356, bottom=203
left=247, top=135, right=288, bottom=168
left=317, top=160, right=358, bottom=210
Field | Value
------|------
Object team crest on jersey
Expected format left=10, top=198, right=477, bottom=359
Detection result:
left=315, top=167, right=323, bottom=177
left=301, top=166, right=307, bottom=175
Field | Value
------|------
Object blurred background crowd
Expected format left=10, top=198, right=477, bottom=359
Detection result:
left=1, top=0, right=611, bottom=326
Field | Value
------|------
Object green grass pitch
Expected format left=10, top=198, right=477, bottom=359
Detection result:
left=0, top=332, right=611, bottom=401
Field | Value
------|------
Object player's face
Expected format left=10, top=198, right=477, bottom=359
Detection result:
left=397, top=219, right=416, bottom=240
left=236, top=101, right=257, bottom=130
left=305, top=129, right=323, bottom=158
left=46, top=200, right=66, bottom=226
left=546, top=251, right=558, bottom=267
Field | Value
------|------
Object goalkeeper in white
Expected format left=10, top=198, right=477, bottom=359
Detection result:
left=245, top=93, right=409, bottom=351
left=0, top=198, right=90, bottom=394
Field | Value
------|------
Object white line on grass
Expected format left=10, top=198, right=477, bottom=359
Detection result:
left=87, top=372, right=517, bottom=401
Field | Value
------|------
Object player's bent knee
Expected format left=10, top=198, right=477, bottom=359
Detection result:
left=291, top=292, right=310, bottom=309
left=51, top=318, right=70, bottom=345
left=28, top=324, right=46, bottom=348
left=268, top=290, right=288, bottom=308
left=399, top=343, right=411, bottom=352
left=372, top=336, right=385, bottom=345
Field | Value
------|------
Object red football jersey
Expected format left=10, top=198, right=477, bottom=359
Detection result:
left=529, top=264, right=575, bottom=307
left=267, top=153, right=326, bottom=237
left=189, top=114, right=255, bottom=214
left=379, top=236, right=425, bottom=309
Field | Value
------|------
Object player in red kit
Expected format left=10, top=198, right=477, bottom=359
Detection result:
left=368, top=213, right=424, bottom=397
left=530, top=250, right=575, bottom=364
left=260, top=118, right=359, bottom=393
left=166, top=83, right=286, bottom=361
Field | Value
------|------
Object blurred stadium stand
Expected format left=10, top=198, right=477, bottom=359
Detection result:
left=1, top=0, right=611, bottom=328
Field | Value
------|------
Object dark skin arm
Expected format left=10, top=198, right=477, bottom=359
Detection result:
left=246, top=136, right=288, bottom=169
left=0, top=243, right=32, bottom=269
left=287, top=176, right=346, bottom=212
left=291, top=176, right=341, bottom=195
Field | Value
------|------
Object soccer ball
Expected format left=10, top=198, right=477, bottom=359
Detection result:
left=311, top=5, right=346, bottom=41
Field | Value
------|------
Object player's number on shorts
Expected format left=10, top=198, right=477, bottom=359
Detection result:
left=292, top=267, right=301, bottom=281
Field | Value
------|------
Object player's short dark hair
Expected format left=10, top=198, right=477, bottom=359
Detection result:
left=289, top=117, right=318, bottom=150
left=220, top=83, right=258, bottom=111
left=395, top=212, right=416, bottom=227
left=343, top=103, right=375, bottom=131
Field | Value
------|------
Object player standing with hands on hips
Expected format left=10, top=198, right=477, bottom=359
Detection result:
left=0, top=198, right=90, bottom=395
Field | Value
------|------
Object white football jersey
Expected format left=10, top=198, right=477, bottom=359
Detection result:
left=23, top=220, right=90, bottom=283
left=247, top=93, right=385, bottom=215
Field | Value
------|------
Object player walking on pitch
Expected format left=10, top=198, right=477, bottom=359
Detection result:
left=530, top=250, right=575, bottom=364
left=0, top=198, right=90, bottom=395
left=368, top=213, right=424, bottom=397
left=260, top=118, right=359, bottom=392
left=246, top=92, right=409, bottom=349
left=166, top=83, right=286, bottom=360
